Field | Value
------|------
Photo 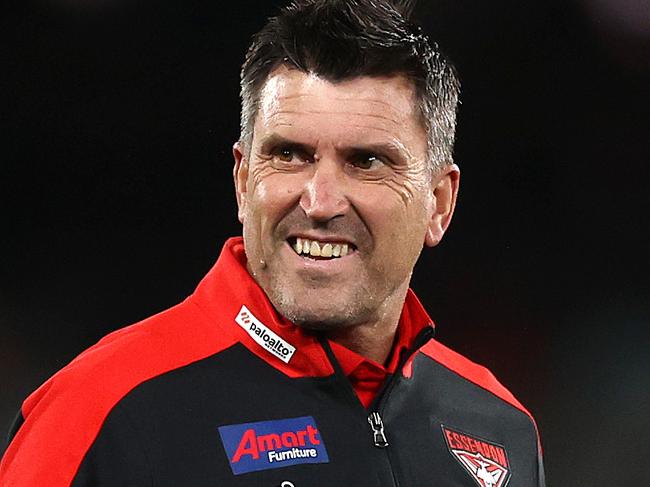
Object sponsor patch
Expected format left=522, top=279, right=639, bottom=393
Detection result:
left=441, top=425, right=511, bottom=487
left=218, top=416, right=329, bottom=475
left=235, top=305, right=296, bottom=363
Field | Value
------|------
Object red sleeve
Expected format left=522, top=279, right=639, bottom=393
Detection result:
left=0, top=300, right=236, bottom=487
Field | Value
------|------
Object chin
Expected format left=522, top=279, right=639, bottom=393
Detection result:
left=291, top=315, right=355, bottom=332
left=264, top=276, right=381, bottom=330
left=272, top=294, right=371, bottom=331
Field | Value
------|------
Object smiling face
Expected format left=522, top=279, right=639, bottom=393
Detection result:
left=234, top=66, right=458, bottom=331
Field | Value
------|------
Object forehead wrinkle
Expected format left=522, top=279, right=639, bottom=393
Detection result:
left=275, top=90, right=409, bottom=107
left=276, top=90, right=407, bottom=101
left=270, top=121, right=295, bottom=128
left=266, top=108, right=403, bottom=128
left=332, top=96, right=408, bottom=109
left=275, top=93, right=315, bottom=101
left=347, top=123, right=405, bottom=137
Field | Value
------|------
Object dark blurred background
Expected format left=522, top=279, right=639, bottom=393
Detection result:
left=1, top=0, right=648, bottom=484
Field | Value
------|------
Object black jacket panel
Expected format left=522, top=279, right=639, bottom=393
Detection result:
left=71, top=344, right=543, bottom=486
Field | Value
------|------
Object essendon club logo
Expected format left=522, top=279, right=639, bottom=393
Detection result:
left=218, top=416, right=329, bottom=475
left=441, top=425, right=511, bottom=487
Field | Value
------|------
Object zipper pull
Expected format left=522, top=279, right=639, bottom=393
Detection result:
left=368, top=412, right=389, bottom=448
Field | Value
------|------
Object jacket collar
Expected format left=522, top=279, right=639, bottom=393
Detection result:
left=189, top=237, right=434, bottom=378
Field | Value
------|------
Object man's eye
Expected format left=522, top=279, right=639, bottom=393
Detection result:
left=351, top=154, right=382, bottom=170
left=272, top=146, right=306, bottom=163
left=277, top=148, right=294, bottom=162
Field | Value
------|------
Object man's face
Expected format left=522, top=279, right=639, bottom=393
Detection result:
left=234, top=66, right=458, bottom=330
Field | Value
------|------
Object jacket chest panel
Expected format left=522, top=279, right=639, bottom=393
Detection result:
left=106, top=345, right=538, bottom=486
left=377, top=354, right=539, bottom=486
left=116, top=345, right=395, bottom=486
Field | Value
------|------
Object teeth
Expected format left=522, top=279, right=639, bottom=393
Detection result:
left=321, top=243, right=332, bottom=257
left=309, top=241, right=321, bottom=256
left=291, top=238, right=353, bottom=259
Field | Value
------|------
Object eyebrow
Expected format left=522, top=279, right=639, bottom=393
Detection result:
left=258, top=133, right=409, bottom=164
left=258, top=134, right=316, bottom=155
left=342, top=142, right=409, bottom=165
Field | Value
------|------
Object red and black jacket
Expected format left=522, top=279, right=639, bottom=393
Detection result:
left=1, top=237, right=545, bottom=486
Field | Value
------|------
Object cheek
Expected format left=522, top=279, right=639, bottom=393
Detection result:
left=359, top=186, right=431, bottom=261
left=361, top=181, right=430, bottom=228
left=384, top=163, right=430, bottom=205
left=246, top=174, right=303, bottom=228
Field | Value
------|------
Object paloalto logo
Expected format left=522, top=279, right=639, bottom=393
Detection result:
left=235, top=305, right=296, bottom=363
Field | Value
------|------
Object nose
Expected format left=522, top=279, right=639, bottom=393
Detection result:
left=299, top=158, right=349, bottom=222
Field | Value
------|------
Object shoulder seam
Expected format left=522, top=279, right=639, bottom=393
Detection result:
left=417, top=341, right=536, bottom=423
left=420, top=350, right=534, bottom=420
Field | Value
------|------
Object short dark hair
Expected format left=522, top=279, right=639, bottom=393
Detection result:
left=239, top=0, right=460, bottom=170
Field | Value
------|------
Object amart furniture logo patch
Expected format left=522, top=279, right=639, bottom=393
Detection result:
left=219, top=416, right=329, bottom=475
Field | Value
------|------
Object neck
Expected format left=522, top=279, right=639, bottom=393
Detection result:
left=326, top=282, right=410, bottom=365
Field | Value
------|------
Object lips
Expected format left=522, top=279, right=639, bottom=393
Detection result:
left=288, top=237, right=356, bottom=259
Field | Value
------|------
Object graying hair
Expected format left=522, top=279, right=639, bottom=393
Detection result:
left=239, top=0, right=460, bottom=171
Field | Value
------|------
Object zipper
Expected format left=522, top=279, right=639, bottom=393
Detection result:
left=318, top=326, right=434, bottom=487
left=368, top=411, right=389, bottom=447
left=366, top=325, right=435, bottom=447
left=319, top=326, right=435, bottom=449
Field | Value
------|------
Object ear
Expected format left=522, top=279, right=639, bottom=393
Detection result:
left=232, top=141, right=249, bottom=224
left=424, top=164, right=460, bottom=247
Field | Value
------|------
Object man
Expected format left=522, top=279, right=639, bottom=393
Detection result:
left=1, top=0, right=545, bottom=486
